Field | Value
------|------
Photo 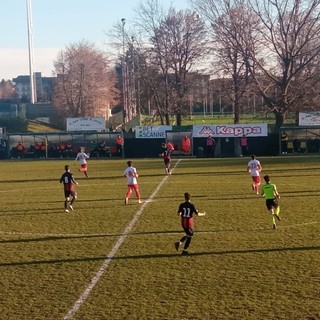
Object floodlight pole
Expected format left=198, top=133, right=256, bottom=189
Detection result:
left=26, top=0, right=36, bottom=103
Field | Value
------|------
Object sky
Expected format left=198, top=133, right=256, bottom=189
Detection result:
left=0, top=0, right=190, bottom=81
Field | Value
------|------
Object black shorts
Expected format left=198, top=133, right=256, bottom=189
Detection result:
left=183, top=227, right=194, bottom=237
left=266, top=198, right=278, bottom=211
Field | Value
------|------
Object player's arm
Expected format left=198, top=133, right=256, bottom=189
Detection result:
left=274, top=186, right=280, bottom=199
left=195, top=208, right=206, bottom=216
left=71, top=175, right=78, bottom=185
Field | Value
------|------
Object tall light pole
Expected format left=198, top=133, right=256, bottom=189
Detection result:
left=121, top=18, right=127, bottom=126
left=26, top=0, right=36, bottom=103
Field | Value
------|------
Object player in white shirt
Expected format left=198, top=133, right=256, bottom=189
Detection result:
left=123, top=160, right=142, bottom=205
left=75, top=147, right=90, bottom=178
left=247, top=154, right=262, bottom=195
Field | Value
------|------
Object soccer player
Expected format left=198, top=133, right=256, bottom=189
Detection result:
left=261, top=175, right=281, bottom=229
left=123, top=160, right=142, bottom=205
left=60, top=164, right=78, bottom=212
left=175, top=192, right=206, bottom=255
left=247, top=154, right=262, bottom=194
left=75, top=147, right=90, bottom=178
left=160, top=142, right=174, bottom=174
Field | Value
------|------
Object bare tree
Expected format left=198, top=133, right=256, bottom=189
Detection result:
left=53, top=41, right=117, bottom=123
left=191, top=0, right=261, bottom=124
left=243, top=0, right=320, bottom=127
left=0, top=80, right=16, bottom=100
left=192, top=0, right=320, bottom=127
left=135, top=0, right=209, bottom=125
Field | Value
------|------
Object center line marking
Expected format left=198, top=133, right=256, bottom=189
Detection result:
left=64, top=159, right=181, bottom=320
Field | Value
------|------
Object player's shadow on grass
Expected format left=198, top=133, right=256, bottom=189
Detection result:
left=0, top=208, right=68, bottom=216
left=0, top=245, right=319, bottom=267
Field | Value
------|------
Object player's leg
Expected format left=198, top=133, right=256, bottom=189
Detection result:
left=133, top=185, right=142, bottom=203
left=125, top=186, right=133, bottom=204
left=274, top=200, right=281, bottom=220
left=69, top=191, right=77, bottom=211
left=269, top=208, right=277, bottom=229
left=266, top=200, right=276, bottom=229
left=64, top=196, right=70, bottom=212
left=182, top=229, right=194, bottom=254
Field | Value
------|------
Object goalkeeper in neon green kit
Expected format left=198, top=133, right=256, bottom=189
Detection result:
left=261, top=175, right=281, bottom=229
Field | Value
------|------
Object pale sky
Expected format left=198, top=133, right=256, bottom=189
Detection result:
left=0, top=0, right=190, bottom=81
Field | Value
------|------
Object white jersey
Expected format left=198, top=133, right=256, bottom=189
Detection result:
left=75, top=152, right=89, bottom=165
left=124, top=166, right=138, bottom=185
left=247, top=159, right=261, bottom=177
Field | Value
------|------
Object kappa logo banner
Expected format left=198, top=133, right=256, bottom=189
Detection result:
left=192, top=124, right=268, bottom=137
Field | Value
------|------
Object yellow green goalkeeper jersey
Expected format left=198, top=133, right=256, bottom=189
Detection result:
left=262, top=183, right=278, bottom=199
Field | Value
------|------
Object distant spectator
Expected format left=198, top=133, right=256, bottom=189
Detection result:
left=59, top=142, right=66, bottom=158
left=206, top=135, right=216, bottom=157
left=66, top=142, right=73, bottom=158
left=34, top=141, right=41, bottom=158
left=181, top=135, right=191, bottom=156
left=0, top=139, right=7, bottom=159
left=281, top=131, right=288, bottom=154
left=40, top=141, right=46, bottom=158
left=116, top=135, right=124, bottom=157
left=240, top=134, right=248, bottom=156
left=293, top=137, right=301, bottom=154
left=16, top=141, right=24, bottom=158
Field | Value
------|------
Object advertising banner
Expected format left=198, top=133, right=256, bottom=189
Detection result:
left=135, top=126, right=172, bottom=138
left=192, top=124, right=268, bottom=137
left=299, top=112, right=320, bottom=126
left=67, top=117, right=105, bottom=132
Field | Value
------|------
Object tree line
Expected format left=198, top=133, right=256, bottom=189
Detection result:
left=2, top=0, right=320, bottom=130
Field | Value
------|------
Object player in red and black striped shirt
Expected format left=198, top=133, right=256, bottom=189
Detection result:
left=174, top=193, right=206, bottom=255
left=60, top=165, right=78, bottom=212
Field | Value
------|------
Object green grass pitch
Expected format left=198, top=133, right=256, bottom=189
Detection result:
left=0, top=156, right=319, bottom=320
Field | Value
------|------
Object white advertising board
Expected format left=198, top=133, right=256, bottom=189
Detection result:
left=192, top=124, right=268, bottom=138
left=299, top=112, right=320, bottom=126
left=135, top=126, right=172, bottom=138
left=67, top=117, right=106, bottom=132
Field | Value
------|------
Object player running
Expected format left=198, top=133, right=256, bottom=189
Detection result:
left=60, top=164, right=78, bottom=212
left=175, top=192, right=206, bottom=255
left=123, top=160, right=142, bottom=205
left=247, top=154, right=262, bottom=195
left=75, top=147, right=90, bottom=178
left=160, top=142, right=174, bottom=175
left=261, top=175, right=281, bottom=229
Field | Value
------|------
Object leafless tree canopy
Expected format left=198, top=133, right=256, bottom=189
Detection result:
left=191, top=0, right=320, bottom=127
left=0, top=80, right=16, bottom=100
left=53, top=41, right=117, bottom=122
left=131, top=0, right=209, bottom=125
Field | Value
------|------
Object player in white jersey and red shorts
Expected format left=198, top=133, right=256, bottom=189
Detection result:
left=247, top=154, right=262, bottom=195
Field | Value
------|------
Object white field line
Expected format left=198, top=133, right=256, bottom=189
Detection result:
left=63, top=159, right=181, bottom=320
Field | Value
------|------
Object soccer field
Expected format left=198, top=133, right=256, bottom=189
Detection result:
left=0, top=157, right=319, bottom=320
